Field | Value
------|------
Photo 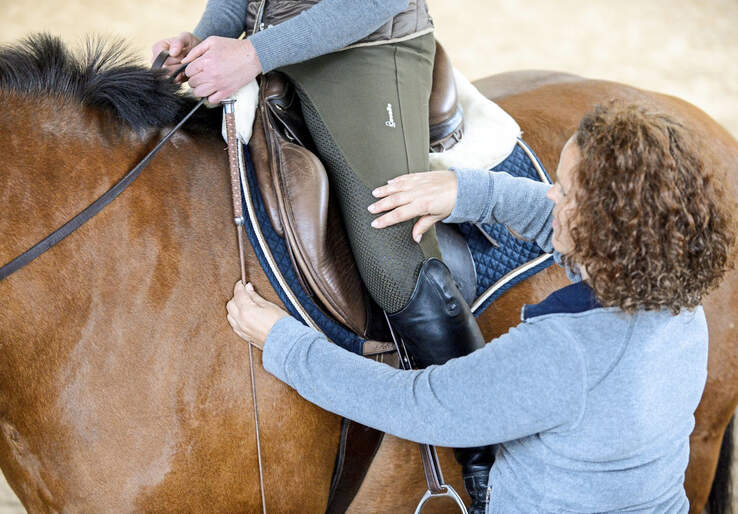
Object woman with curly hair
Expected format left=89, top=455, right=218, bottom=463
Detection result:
left=226, top=101, right=735, bottom=512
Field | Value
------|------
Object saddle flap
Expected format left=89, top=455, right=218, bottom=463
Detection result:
left=255, top=73, right=369, bottom=335
left=275, top=141, right=368, bottom=334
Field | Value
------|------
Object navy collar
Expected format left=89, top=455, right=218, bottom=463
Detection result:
left=522, top=281, right=602, bottom=321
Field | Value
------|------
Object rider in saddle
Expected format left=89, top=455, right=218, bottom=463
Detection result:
left=153, top=0, right=493, bottom=511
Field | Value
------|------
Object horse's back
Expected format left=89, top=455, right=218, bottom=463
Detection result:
left=473, top=69, right=582, bottom=101
left=474, top=70, right=738, bottom=176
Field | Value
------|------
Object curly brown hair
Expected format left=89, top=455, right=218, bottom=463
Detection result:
left=566, top=101, right=735, bottom=314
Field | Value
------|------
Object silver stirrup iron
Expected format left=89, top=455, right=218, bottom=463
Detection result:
left=384, top=313, right=468, bottom=514
left=415, top=486, right=468, bottom=514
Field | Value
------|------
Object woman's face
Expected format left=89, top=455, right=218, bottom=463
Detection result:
left=546, top=136, right=580, bottom=256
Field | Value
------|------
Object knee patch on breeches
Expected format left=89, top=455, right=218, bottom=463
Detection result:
left=297, top=91, right=426, bottom=313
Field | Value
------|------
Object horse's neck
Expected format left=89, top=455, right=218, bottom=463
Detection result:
left=0, top=93, right=233, bottom=376
left=0, top=94, right=236, bottom=388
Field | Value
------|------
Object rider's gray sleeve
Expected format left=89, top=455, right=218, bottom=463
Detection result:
left=442, top=169, right=555, bottom=253
left=261, top=314, right=586, bottom=447
left=193, top=0, right=249, bottom=40
left=193, top=0, right=411, bottom=73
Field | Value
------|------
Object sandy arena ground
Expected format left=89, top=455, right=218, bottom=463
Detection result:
left=1, top=0, right=736, bottom=511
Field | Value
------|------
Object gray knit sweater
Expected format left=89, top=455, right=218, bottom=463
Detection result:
left=193, top=0, right=413, bottom=73
left=262, top=169, right=708, bottom=512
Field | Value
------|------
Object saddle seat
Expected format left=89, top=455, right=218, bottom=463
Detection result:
left=249, top=41, right=473, bottom=338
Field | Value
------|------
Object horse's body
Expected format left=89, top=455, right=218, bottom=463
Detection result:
left=0, top=40, right=735, bottom=512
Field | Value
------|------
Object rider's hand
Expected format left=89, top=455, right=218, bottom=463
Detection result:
left=226, top=281, right=289, bottom=349
left=368, top=171, right=458, bottom=243
left=151, top=32, right=202, bottom=83
left=181, top=37, right=262, bottom=103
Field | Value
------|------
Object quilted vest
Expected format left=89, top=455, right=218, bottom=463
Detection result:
left=245, top=0, right=434, bottom=47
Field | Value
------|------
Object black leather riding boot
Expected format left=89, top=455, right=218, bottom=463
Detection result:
left=387, top=258, right=494, bottom=513
left=387, top=258, right=483, bottom=367
left=453, top=446, right=495, bottom=514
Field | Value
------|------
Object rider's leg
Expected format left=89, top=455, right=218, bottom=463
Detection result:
left=279, top=33, right=493, bottom=512
left=281, top=34, right=441, bottom=314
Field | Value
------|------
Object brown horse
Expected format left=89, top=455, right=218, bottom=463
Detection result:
left=0, top=37, right=735, bottom=513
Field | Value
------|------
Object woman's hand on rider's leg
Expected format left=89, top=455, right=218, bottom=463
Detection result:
left=226, top=281, right=290, bottom=349
left=151, top=32, right=202, bottom=83
left=368, top=171, right=458, bottom=242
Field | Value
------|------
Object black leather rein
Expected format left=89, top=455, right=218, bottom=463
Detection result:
left=0, top=57, right=203, bottom=281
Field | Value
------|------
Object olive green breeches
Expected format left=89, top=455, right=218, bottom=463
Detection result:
left=279, top=33, right=441, bottom=314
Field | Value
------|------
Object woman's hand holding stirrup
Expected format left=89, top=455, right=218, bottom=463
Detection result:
left=368, top=171, right=458, bottom=242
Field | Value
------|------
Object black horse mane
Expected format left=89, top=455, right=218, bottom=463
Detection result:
left=0, top=33, right=219, bottom=132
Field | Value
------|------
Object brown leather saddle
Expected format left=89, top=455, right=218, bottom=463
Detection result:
left=248, top=41, right=474, bottom=340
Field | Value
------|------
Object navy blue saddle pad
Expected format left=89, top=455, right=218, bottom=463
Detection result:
left=240, top=139, right=554, bottom=355
left=461, top=140, right=555, bottom=315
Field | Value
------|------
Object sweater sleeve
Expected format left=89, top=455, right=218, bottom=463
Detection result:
left=248, top=0, right=412, bottom=73
left=442, top=168, right=555, bottom=253
left=193, top=0, right=249, bottom=40
left=262, top=315, right=586, bottom=447
left=194, top=0, right=413, bottom=74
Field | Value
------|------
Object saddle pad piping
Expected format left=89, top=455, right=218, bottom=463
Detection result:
left=238, top=142, right=320, bottom=331
left=471, top=253, right=553, bottom=313
left=517, top=138, right=550, bottom=184
left=468, top=138, right=554, bottom=314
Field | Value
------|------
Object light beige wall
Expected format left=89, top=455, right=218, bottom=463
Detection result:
left=1, top=0, right=736, bottom=137
left=431, top=0, right=738, bottom=139
left=0, top=1, right=736, bottom=512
